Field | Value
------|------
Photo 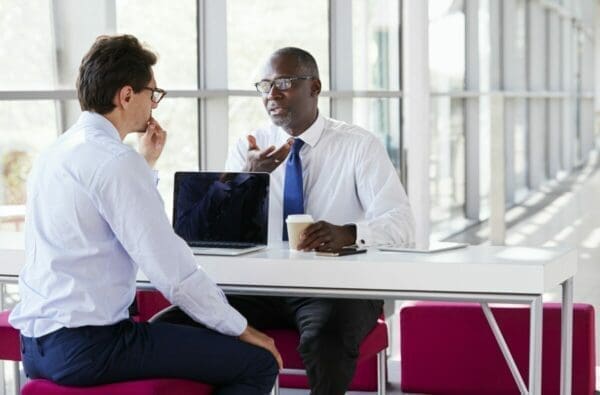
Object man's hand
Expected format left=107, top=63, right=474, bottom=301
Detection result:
left=239, top=325, right=283, bottom=369
left=139, top=117, right=167, bottom=168
left=297, top=221, right=357, bottom=252
left=243, top=135, right=291, bottom=173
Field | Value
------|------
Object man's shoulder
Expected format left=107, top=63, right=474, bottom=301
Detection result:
left=323, top=117, right=377, bottom=143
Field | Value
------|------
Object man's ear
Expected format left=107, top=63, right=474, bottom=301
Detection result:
left=115, top=85, right=134, bottom=109
left=311, top=79, right=322, bottom=96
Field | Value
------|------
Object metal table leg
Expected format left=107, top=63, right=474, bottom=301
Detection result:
left=529, top=296, right=543, bottom=395
left=560, top=277, right=573, bottom=395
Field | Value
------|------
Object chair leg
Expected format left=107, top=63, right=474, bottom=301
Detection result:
left=377, top=350, right=387, bottom=395
left=271, top=375, right=279, bottom=395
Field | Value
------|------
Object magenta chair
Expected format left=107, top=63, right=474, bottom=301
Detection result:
left=400, top=302, right=595, bottom=395
left=266, top=318, right=389, bottom=395
left=0, top=300, right=214, bottom=395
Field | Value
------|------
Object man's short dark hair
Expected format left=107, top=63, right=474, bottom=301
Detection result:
left=76, top=34, right=157, bottom=114
left=272, top=47, right=320, bottom=79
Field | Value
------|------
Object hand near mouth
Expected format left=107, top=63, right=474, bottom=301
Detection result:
left=243, top=135, right=292, bottom=173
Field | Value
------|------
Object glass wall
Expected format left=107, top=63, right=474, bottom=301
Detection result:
left=429, top=0, right=466, bottom=230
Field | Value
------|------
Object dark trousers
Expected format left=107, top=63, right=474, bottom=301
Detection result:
left=20, top=319, right=277, bottom=395
left=156, top=297, right=383, bottom=395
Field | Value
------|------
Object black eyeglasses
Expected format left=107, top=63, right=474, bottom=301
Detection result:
left=254, top=76, right=314, bottom=94
left=142, top=87, right=167, bottom=104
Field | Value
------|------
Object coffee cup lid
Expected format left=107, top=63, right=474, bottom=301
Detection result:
left=286, top=214, right=314, bottom=223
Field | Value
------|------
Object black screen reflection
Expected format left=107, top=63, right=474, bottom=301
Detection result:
left=173, top=172, right=269, bottom=244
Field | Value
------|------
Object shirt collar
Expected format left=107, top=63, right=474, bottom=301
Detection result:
left=297, top=112, right=325, bottom=148
left=277, top=112, right=325, bottom=148
left=77, top=111, right=121, bottom=141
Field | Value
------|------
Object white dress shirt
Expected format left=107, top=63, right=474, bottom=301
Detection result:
left=226, top=113, right=415, bottom=246
left=10, top=112, right=247, bottom=338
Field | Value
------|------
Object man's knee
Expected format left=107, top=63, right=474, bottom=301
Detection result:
left=251, top=347, right=279, bottom=392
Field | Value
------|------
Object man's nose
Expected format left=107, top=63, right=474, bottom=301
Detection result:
left=266, top=84, right=283, bottom=100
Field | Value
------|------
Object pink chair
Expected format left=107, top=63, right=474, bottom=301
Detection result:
left=0, top=309, right=21, bottom=361
left=21, top=378, right=213, bottom=395
left=266, top=318, right=389, bottom=394
left=1, top=297, right=215, bottom=395
left=400, top=302, right=595, bottom=395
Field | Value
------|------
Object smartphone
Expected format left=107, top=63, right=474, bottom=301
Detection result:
left=315, top=247, right=367, bottom=257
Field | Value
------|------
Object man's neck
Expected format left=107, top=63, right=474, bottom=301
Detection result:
left=103, top=111, right=129, bottom=141
left=285, top=110, right=319, bottom=137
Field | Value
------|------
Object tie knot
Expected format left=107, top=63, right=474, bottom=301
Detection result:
left=292, top=138, right=305, bottom=154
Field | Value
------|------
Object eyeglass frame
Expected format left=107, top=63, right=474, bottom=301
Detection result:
left=142, top=87, right=167, bottom=104
left=254, top=76, right=315, bottom=94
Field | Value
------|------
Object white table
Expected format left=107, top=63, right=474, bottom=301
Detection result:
left=0, top=236, right=576, bottom=395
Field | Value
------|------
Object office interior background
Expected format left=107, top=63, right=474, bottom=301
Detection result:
left=0, top=0, right=599, bottom=393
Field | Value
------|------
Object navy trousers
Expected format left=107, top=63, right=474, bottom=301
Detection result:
left=157, top=297, right=383, bottom=395
left=20, top=319, right=278, bottom=395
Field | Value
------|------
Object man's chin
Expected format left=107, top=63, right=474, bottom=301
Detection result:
left=270, top=113, right=293, bottom=128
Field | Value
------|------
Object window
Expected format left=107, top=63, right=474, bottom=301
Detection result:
left=429, top=0, right=466, bottom=229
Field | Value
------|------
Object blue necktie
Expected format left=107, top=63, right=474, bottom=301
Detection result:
left=282, top=138, right=305, bottom=240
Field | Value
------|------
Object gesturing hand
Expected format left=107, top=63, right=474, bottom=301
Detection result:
left=243, top=135, right=292, bottom=173
left=239, top=325, right=283, bottom=369
left=138, top=117, right=167, bottom=168
left=296, top=221, right=357, bottom=252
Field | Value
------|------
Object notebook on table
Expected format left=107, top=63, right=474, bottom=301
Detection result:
left=173, top=171, right=269, bottom=256
left=378, top=241, right=468, bottom=254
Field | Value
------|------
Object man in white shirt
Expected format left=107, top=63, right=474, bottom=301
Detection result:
left=161, top=48, right=415, bottom=394
left=9, top=35, right=281, bottom=394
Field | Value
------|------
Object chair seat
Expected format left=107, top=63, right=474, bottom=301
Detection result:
left=400, top=302, right=595, bottom=395
left=264, top=318, right=388, bottom=391
left=21, top=378, right=213, bottom=395
left=0, top=309, right=21, bottom=361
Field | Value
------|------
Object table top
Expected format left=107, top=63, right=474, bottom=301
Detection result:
left=0, top=233, right=577, bottom=297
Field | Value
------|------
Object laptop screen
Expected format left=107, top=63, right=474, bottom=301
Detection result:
left=173, top=172, right=269, bottom=245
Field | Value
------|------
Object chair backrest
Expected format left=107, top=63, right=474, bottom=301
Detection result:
left=134, top=290, right=171, bottom=322
left=400, top=302, right=595, bottom=395
left=0, top=309, right=21, bottom=361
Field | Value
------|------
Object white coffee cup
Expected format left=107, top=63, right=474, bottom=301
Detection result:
left=286, top=214, right=314, bottom=251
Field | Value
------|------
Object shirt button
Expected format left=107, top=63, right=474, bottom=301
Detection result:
left=360, top=239, right=365, bottom=244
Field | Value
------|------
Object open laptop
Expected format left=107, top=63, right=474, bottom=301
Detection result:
left=173, top=171, right=269, bottom=256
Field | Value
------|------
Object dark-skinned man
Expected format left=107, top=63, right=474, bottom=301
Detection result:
left=225, top=47, right=416, bottom=394
left=157, top=47, right=414, bottom=394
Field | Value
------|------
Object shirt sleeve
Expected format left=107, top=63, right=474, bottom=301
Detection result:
left=91, top=150, right=247, bottom=336
left=353, top=135, right=416, bottom=247
left=225, top=135, right=250, bottom=171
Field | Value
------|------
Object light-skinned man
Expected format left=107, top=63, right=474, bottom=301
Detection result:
left=9, top=35, right=280, bottom=395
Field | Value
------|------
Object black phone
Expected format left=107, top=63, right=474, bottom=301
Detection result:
left=315, top=246, right=367, bottom=257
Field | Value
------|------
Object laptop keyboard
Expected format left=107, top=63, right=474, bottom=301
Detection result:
left=189, top=241, right=258, bottom=249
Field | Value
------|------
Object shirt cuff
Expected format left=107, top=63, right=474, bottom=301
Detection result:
left=355, top=221, right=372, bottom=247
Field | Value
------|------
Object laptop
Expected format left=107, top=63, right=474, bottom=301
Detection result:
left=173, top=171, right=269, bottom=256
left=378, top=241, right=468, bottom=254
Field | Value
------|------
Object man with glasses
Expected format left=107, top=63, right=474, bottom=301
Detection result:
left=161, top=47, right=415, bottom=394
left=231, top=47, right=415, bottom=394
left=10, top=34, right=280, bottom=395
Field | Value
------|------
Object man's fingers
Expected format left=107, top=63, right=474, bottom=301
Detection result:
left=269, top=141, right=292, bottom=162
left=258, top=146, right=276, bottom=159
left=269, top=345, right=283, bottom=370
left=247, top=135, right=259, bottom=151
left=299, top=229, right=332, bottom=251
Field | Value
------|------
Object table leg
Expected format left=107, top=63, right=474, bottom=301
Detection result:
left=560, top=277, right=573, bottom=395
left=529, top=296, right=543, bottom=395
